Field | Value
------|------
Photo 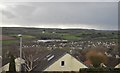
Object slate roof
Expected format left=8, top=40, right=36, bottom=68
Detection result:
left=29, top=49, right=86, bottom=71
left=31, top=49, right=66, bottom=71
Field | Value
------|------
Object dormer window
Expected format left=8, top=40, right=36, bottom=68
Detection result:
left=61, top=61, right=65, bottom=66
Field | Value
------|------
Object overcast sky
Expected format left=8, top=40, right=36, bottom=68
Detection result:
left=0, top=0, right=119, bottom=30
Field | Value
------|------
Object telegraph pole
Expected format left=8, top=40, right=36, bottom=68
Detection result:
left=18, top=34, right=22, bottom=71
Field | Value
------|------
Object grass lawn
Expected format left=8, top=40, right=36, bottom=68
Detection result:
left=2, top=40, right=18, bottom=44
left=22, top=35, right=35, bottom=39
left=60, top=33, right=80, bottom=40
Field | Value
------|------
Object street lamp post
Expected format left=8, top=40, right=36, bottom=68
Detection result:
left=18, top=34, right=22, bottom=71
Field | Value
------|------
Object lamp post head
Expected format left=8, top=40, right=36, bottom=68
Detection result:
left=18, top=34, right=22, bottom=37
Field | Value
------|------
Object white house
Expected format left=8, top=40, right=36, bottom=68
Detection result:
left=0, top=58, right=25, bottom=72
left=115, top=63, right=120, bottom=68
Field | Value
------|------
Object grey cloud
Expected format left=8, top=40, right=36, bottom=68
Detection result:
left=2, top=10, right=16, bottom=19
left=1, top=2, right=118, bottom=30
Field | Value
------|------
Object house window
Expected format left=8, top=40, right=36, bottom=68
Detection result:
left=61, top=61, right=65, bottom=66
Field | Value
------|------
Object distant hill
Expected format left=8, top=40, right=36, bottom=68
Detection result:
left=2, top=27, right=118, bottom=41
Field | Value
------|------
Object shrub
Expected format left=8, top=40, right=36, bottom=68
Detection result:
left=9, top=55, right=16, bottom=72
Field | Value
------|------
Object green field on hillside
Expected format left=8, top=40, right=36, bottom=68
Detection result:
left=61, top=34, right=80, bottom=40
left=2, top=40, right=18, bottom=44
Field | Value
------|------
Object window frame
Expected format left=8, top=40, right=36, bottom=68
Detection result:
left=60, top=61, right=65, bottom=67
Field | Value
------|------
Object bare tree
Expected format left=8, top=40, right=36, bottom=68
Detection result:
left=22, top=48, right=50, bottom=71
